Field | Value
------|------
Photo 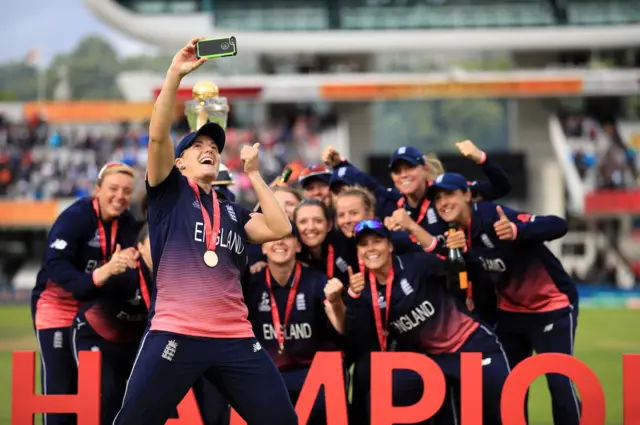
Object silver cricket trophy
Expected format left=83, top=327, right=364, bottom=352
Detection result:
left=184, top=81, right=230, bottom=131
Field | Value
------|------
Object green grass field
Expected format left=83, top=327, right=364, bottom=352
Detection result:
left=0, top=304, right=637, bottom=425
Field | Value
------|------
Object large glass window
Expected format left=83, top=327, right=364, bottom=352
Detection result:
left=115, top=0, right=207, bottom=13
left=116, top=0, right=640, bottom=27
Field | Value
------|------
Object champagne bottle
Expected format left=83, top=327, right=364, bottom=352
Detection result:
left=446, top=223, right=468, bottom=293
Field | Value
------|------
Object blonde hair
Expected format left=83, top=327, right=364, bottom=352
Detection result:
left=336, top=185, right=377, bottom=215
left=96, top=162, right=135, bottom=186
left=424, top=153, right=445, bottom=181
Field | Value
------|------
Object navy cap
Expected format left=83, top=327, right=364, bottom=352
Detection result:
left=354, top=219, right=391, bottom=242
left=426, top=173, right=469, bottom=200
left=299, top=164, right=332, bottom=188
left=174, top=122, right=226, bottom=158
left=329, top=167, right=355, bottom=192
left=389, top=146, right=425, bottom=169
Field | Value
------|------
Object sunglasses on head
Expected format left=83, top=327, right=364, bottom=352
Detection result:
left=354, top=219, right=385, bottom=235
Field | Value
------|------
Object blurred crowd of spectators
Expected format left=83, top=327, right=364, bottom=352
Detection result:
left=0, top=111, right=336, bottom=205
left=561, top=114, right=639, bottom=190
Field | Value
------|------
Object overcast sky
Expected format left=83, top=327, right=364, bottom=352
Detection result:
left=0, top=0, right=153, bottom=64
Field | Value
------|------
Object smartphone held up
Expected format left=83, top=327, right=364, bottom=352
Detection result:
left=196, top=37, right=237, bottom=59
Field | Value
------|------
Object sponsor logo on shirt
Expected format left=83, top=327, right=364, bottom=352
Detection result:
left=378, top=291, right=387, bottom=309
left=50, top=239, right=68, bottom=250
left=258, top=292, right=271, bottom=312
left=88, top=230, right=100, bottom=248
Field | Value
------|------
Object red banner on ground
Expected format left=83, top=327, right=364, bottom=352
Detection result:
left=11, top=350, right=638, bottom=425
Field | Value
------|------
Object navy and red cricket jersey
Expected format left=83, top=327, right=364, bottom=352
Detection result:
left=146, top=166, right=255, bottom=338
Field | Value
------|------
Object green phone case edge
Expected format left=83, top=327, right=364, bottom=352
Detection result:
left=196, top=37, right=237, bottom=59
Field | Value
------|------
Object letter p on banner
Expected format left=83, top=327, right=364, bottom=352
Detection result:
left=501, top=353, right=605, bottom=425
left=370, top=352, right=446, bottom=425
left=12, top=350, right=101, bottom=425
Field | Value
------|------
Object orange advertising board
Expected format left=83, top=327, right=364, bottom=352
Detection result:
left=23, top=101, right=155, bottom=123
left=320, top=79, right=583, bottom=100
left=0, top=200, right=59, bottom=227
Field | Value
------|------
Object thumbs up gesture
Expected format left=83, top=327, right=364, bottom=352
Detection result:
left=348, top=266, right=365, bottom=296
left=241, top=143, right=261, bottom=174
left=494, top=206, right=516, bottom=240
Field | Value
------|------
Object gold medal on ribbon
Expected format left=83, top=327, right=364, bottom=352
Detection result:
left=204, top=250, right=219, bottom=268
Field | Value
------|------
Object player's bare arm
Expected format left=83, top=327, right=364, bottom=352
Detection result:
left=147, top=37, right=207, bottom=187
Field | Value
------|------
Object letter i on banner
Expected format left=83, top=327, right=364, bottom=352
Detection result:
left=460, top=353, right=483, bottom=425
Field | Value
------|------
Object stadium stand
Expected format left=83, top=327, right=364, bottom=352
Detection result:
left=0, top=110, right=333, bottom=204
